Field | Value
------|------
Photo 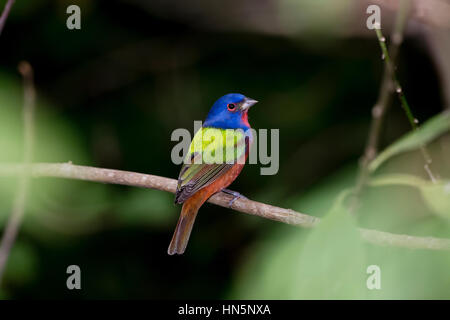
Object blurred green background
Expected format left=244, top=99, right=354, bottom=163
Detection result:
left=0, top=0, right=449, bottom=299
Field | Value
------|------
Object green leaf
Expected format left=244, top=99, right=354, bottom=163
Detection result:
left=232, top=167, right=450, bottom=300
left=288, top=192, right=366, bottom=299
left=420, top=182, right=450, bottom=219
left=231, top=190, right=366, bottom=299
left=369, top=174, right=450, bottom=219
left=369, top=111, right=450, bottom=172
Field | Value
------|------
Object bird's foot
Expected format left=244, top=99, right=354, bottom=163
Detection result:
left=222, top=189, right=247, bottom=207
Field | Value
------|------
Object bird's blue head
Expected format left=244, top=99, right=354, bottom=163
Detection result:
left=203, top=93, right=258, bottom=130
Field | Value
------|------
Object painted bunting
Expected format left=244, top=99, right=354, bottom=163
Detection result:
left=168, top=93, right=258, bottom=255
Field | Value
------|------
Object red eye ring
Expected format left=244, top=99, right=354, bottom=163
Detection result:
left=227, top=103, right=236, bottom=111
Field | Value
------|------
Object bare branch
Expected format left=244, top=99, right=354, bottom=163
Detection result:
left=0, top=0, right=15, bottom=36
left=0, top=163, right=319, bottom=228
left=0, top=62, right=36, bottom=285
left=0, top=162, right=449, bottom=251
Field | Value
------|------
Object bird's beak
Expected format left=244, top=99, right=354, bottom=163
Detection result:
left=241, top=97, right=258, bottom=111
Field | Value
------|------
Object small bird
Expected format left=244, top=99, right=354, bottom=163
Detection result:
left=168, top=93, right=258, bottom=255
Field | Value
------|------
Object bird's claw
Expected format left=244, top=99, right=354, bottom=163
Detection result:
left=222, top=189, right=247, bottom=208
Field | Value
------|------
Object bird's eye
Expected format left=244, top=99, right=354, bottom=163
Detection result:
left=227, top=103, right=236, bottom=111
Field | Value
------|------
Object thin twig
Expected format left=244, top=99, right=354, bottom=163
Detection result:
left=0, top=62, right=35, bottom=286
left=375, top=27, right=437, bottom=183
left=352, top=0, right=412, bottom=211
left=0, top=0, right=15, bottom=36
left=0, top=162, right=449, bottom=251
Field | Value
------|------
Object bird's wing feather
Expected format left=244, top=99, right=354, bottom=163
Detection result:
left=174, top=127, right=248, bottom=204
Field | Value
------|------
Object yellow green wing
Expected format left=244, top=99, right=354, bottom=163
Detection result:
left=174, top=127, right=250, bottom=204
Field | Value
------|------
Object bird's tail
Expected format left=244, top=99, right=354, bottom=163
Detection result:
left=168, top=195, right=206, bottom=255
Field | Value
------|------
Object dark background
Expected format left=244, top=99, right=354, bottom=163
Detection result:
left=0, top=0, right=448, bottom=299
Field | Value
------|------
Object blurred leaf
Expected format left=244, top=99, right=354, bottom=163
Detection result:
left=234, top=166, right=450, bottom=300
left=420, top=182, right=450, bottom=220
left=369, top=174, right=426, bottom=187
left=288, top=192, right=366, bottom=299
left=365, top=242, right=450, bottom=299
left=230, top=226, right=309, bottom=299
left=232, top=191, right=366, bottom=299
left=369, top=174, right=450, bottom=219
left=369, top=111, right=450, bottom=172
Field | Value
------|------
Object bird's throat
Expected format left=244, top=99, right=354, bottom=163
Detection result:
left=241, top=112, right=250, bottom=128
